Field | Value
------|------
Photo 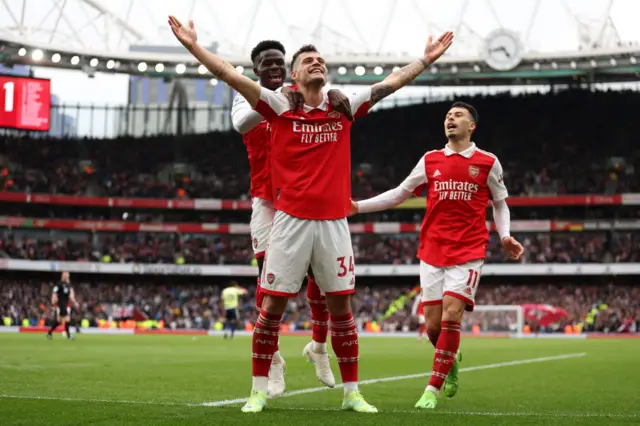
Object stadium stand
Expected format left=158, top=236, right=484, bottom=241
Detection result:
left=1, top=89, right=639, bottom=334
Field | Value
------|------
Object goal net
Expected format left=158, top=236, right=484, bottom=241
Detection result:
left=462, top=305, right=524, bottom=337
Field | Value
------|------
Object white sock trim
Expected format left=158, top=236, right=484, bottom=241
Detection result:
left=312, top=341, right=327, bottom=353
left=343, top=382, right=359, bottom=394
left=252, top=376, right=268, bottom=392
left=272, top=350, right=282, bottom=364
left=426, top=385, right=440, bottom=396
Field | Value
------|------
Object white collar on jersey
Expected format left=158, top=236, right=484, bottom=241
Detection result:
left=444, top=142, right=476, bottom=158
left=302, top=92, right=329, bottom=112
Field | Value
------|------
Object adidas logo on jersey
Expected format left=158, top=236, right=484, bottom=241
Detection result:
left=433, top=169, right=441, bottom=177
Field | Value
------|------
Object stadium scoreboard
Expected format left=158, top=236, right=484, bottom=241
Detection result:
left=0, top=75, right=51, bottom=131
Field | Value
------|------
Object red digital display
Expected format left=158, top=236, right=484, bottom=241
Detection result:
left=0, top=75, right=51, bottom=131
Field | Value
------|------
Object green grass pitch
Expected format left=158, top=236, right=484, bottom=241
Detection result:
left=0, top=333, right=638, bottom=425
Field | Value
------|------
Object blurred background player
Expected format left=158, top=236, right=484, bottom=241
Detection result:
left=222, top=282, right=248, bottom=339
left=412, top=296, right=427, bottom=342
left=231, top=39, right=351, bottom=396
left=47, top=272, right=79, bottom=340
left=169, top=14, right=453, bottom=413
left=352, top=101, right=523, bottom=409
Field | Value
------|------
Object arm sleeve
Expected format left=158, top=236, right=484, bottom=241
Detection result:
left=347, top=87, right=373, bottom=119
left=492, top=199, right=511, bottom=240
left=357, top=156, right=427, bottom=214
left=399, top=157, right=428, bottom=193
left=487, top=158, right=508, bottom=202
left=254, top=87, right=290, bottom=120
left=231, top=93, right=265, bottom=134
left=356, top=187, right=412, bottom=214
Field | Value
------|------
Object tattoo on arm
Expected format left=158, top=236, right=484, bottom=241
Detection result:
left=370, top=85, right=394, bottom=106
left=369, top=59, right=430, bottom=107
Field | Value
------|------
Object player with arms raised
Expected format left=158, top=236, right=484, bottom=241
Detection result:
left=46, top=272, right=79, bottom=340
left=351, top=101, right=524, bottom=409
left=169, top=15, right=452, bottom=413
left=231, top=40, right=353, bottom=397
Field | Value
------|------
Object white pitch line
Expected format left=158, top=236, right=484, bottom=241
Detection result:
left=0, top=394, right=182, bottom=406
left=0, top=353, right=587, bottom=410
left=199, top=352, right=587, bottom=407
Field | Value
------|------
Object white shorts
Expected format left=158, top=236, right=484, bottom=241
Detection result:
left=420, top=259, right=484, bottom=312
left=261, top=211, right=355, bottom=297
left=251, top=197, right=275, bottom=256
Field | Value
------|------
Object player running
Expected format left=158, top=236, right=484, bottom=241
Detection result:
left=46, top=272, right=79, bottom=340
left=169, top=15, right=453, bottom=413
left=351, top=101, right=524, bottom=409
left=222, top=282, right=248, bottom=339
left=231, top=40, right=352, bottom=397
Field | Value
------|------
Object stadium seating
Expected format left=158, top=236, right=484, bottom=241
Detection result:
left=1, top=89, right=639, bottom=335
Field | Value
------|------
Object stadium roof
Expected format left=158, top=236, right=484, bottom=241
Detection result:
left=1, top=0, right=639, bottom=60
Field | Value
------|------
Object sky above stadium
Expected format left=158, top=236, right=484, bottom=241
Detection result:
left=3, top=0, right=640, bottom=106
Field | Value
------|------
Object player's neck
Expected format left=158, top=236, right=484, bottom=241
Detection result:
left=298, top=84, right=324, bottom=108
left=446, top=138, right=472, bottom=153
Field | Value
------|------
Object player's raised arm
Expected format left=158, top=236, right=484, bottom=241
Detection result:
left=168, top=16, right=261, bottom=106
left=351, top=156, right=428, bottom=215
left=369, top=32, right=454, bottom=108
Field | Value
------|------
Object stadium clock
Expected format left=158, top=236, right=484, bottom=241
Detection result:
left=482, top=29, right=524, bottom=71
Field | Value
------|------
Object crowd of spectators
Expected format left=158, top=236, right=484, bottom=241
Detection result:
left=3, top=231, right=639, bottom=265
left=1, top=279, right=637, bottom=334
left=2, top=90, right=639, bottom=200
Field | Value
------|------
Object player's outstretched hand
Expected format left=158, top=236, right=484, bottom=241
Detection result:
left=281, top=86, right=305, bottom=112
left=501, top=236, right=524, bottom=260
left=424, top=31, right=454, bottom=65
left=168, top=16, right=198, bottom=50
left=328, top=90, right=354, bottom=121
left=348, top=199, right=359, bottom=216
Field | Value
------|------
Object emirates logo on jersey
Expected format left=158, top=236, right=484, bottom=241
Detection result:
left=468, top=165, right=480, bottom=179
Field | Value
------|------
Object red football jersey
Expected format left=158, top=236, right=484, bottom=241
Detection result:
left=254, top=87, right=371, bottom=220
left=241, top=122, right=272, bottom=201
left=231, top=94, right=272, bottom=201
left=400, top=143, right=508, bottom=267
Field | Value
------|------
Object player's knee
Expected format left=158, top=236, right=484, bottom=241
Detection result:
left=325, top=295, right=351, bottom=316
left=442, top=296, right=466, bottom=321
left=426, top=321, right=441, bottom=336
left=261, top=294, right=287, bottom=316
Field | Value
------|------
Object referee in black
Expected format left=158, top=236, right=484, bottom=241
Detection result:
left=47, top=272, right=79, bottom=340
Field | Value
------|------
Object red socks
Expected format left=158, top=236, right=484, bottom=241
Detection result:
left=307, top=276, right=328, bottom=344
left=252, top=310, right=282, bottom=377
left=330, top=312, right=359, bottom=383
left=427, top=321, right=460, bottom=390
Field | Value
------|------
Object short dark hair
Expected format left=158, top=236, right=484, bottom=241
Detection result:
left=291, top=44, right=319, bottom=71
left=451, top=101, right=479, bottom=124
left=250, top=40, right=285, bottom=64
